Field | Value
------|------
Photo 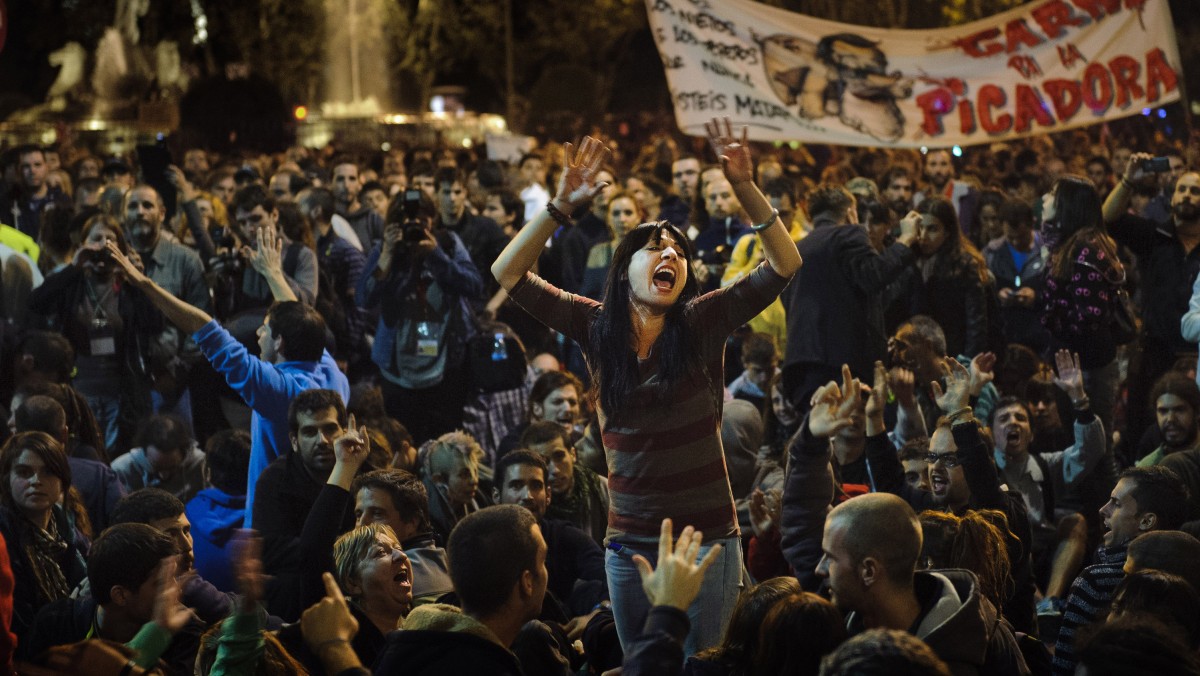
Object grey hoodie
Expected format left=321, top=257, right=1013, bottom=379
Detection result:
left=848, top=569, right=1030, bottom=676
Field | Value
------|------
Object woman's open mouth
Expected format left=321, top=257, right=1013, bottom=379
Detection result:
left=652, top=266, right=676, bottom=292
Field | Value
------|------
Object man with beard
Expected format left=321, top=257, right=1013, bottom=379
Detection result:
left=814, top=493, right=1028, bottom=675
left=658, top=155, right=700, bottom=229
left=880, top=166, right=915, bottom=219
left=254, top=388, right=365, bottom=621
left=1136, top=372, right=1200, bottom=467
left=989, top=350, right=1108, bottom=620
left=332, top=159, right=384, bottom=250
left=123, top=184, right=210, bottom=425
left=914, top=149, right=979, bottom=238
left=694, top=175, right=752, bottom=291
left=1104, top=154, right=1200, bottom=458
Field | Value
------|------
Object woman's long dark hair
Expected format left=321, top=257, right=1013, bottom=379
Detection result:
left=1046, top=175, right=1124, bottom=281
left=589, top=221, right=702, bottom=415
left=0, top=431, right=92, bottom=538
left=750, top=591, right=847, bottom=675
left=692, top=576, right=802, bottom=674
left=917, top=197, right=989, bottom=285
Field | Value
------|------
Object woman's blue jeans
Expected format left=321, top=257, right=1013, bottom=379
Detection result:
left=605, top=535, right=743, bottom=656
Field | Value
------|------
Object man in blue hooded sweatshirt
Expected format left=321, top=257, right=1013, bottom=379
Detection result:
left=105, top=224, right=349, bottom=526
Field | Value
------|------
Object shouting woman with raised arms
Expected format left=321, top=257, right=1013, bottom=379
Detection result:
left=491, top=118, right=802, bottom=654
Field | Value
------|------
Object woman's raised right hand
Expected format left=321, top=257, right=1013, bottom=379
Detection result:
left=554, top=136, right=610, bottom=210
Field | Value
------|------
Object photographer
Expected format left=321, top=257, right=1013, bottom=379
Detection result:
left=27, top=215, right=164, bottom=452
left=358, top=189, right=483, bottom=445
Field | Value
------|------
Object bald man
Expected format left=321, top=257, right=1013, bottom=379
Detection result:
left=817, top=493, right=1029, bottom=675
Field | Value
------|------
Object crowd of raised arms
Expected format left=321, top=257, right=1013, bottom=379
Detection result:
left=2, top=115, right=1200, bottom=675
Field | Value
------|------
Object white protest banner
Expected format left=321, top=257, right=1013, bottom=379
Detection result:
left=646, top=0, right=1183, bottom=147
left=486, top=133, right=537, bottom=163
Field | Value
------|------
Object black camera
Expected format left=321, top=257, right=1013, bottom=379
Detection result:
left=76, top=247, right=112, bottom=267
left=400, top=188, right=426, bottom=243
left=209, top=249, right=243, bottom=275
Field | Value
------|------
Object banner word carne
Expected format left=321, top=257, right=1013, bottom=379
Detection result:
left=647, top=0, right=1181, bottom=147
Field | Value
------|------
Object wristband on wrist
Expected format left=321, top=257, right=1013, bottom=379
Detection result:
left=546, top=201, right=572, bottom=229
left=1072, top=395, right=1091, bottom=409
left=751, top=208, right=780, bottom=232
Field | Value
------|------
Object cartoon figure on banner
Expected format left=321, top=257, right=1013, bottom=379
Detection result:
left=759, top=32, right=913, bottom=142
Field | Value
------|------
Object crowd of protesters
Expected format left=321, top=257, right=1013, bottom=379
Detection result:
left=0, top=112, right=1199, bottom=675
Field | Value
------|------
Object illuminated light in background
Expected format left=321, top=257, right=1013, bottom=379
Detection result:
left=952, top=145, right=963, bottom=157
left=1142, top=108, right=1151, bottom=116
left=920, top=146, right=928, bottom=154
left=1158, top=109, right=1168, bottom=119
left=293, top=106, right=308, bottom=121
left=190, top=0, right=209, bottom=45
left=381, top=142, right=392, bottom=151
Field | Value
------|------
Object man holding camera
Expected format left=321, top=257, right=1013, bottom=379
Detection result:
left=358, top=189, right=483, bottom=444
left=1103, top=152, right=1200, bottom=457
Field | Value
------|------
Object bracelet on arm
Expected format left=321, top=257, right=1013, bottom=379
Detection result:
left=1072, top=395, right=1091, bottom=410
left=751, top=208, right=780, bottom=232
left=945, top=406, right=974, bottom=423
left=546, top=201, right=573, bottom=229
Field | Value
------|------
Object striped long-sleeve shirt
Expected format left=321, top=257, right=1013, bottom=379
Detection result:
left=1051, top=542, right=1129, bottom=676
left=509, top=262, right=790, bottom=545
